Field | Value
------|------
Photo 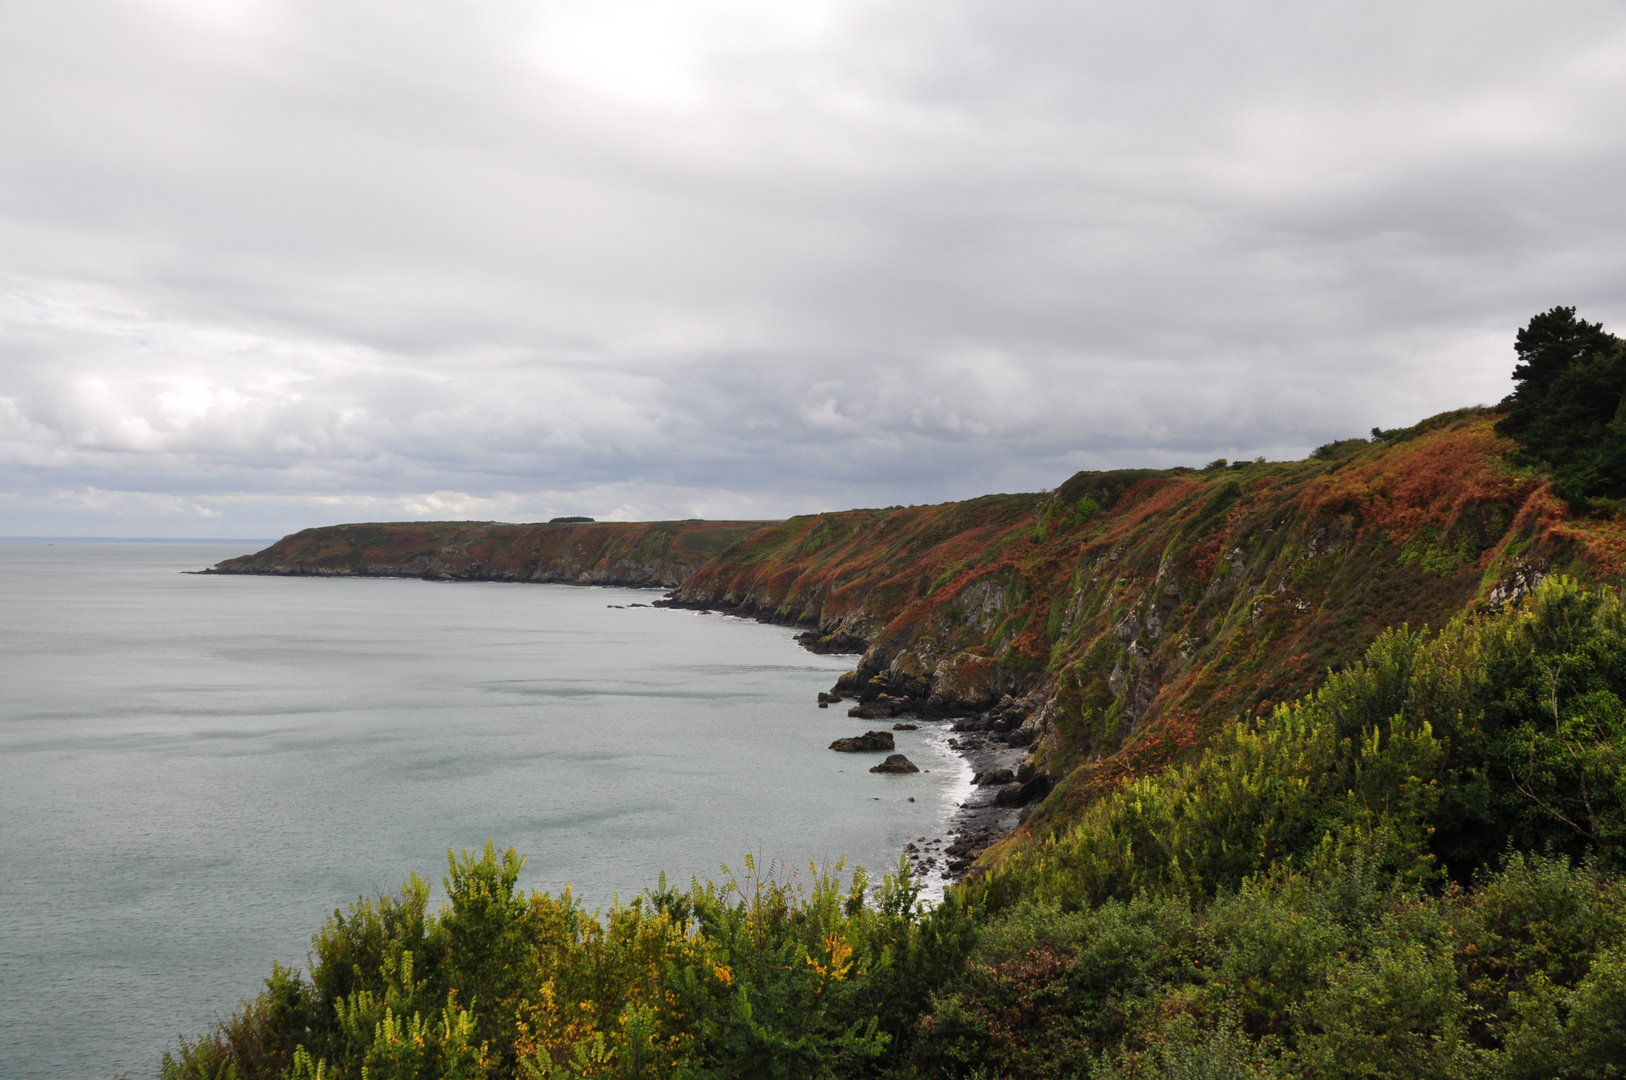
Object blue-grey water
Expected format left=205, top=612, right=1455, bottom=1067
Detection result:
left=0, top=541, right=967, bottom=1080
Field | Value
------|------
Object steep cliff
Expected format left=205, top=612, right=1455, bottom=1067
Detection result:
left=210, top=408, right=1626, bottom=870
left=207, top=518, right=772, bottom=588
left=667, top=409, right=1626, bottom=856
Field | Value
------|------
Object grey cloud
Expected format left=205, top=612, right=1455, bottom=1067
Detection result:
left=2, top=0, right=1624, bottom=537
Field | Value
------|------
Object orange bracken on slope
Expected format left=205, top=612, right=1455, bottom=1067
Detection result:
left=671, top=409, right=1626, bottom=855
left=215, top=409, right=1626, bottom=865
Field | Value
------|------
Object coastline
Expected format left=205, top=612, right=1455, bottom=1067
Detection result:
left=667, top=600, right=1041, bottom=892
left=197, top=543, right=1040, bottom=892
left=891, top=719, right=1028, bottom=897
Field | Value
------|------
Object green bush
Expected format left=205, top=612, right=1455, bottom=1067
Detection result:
left=164, top=579, right=1626, bottom=1080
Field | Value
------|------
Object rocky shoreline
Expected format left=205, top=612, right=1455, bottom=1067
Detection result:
left=207, top=551, right=1047, bottom=887
left=892, top=706, right=1051, bottom=886
left=819, top=711, right=1041, bottom=891
left=658, top=596, right=1054, bottom=887
left=835, top=697, right=1054, bottom=885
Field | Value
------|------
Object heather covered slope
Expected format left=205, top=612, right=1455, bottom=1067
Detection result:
left=209, top=408, right=1626, bottom=865
left=669, top=408, right=1626, bottom=855
left=209, top=519, right=772, bottom=588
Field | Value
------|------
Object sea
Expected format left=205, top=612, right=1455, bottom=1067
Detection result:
left=0, top=541, right=970, bottom=1080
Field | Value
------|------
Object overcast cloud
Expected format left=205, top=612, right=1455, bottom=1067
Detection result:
left=3, top=0, right=1624, bottom=537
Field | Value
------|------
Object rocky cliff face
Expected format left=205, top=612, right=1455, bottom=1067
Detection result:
left=666, top=410, right=1626, bottom=856
left=208, top=411, right=1626, bottom=872
left=207, top=519, right=773, bottom=589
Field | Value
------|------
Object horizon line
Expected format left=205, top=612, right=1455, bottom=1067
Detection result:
left=0, top=536, right=275, bottom=543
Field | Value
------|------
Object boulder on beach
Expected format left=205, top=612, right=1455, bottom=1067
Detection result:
left=870, top=753, right=919, bottom=774
left=829, top=730, right=895, bottom=752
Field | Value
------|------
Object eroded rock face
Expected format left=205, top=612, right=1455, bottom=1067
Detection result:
left=951, top=692, right=1035, bottom=735
left=994, top=773, right=1053, bottom=806
left=870, top=753, right=919, bottom=774
left=825, top=645, right=1019, bottom=721
left=954, top=577, right=1009, bottom=635
left=1305, top=515, right=1352, bottom=557
left=829, top=731, right=895, bottom=752
left=1488, top=562, right=1547, bottom=613
left=1144, top=573, right=1182, bottom=641
left=927, top=652, right=1004, bottom=713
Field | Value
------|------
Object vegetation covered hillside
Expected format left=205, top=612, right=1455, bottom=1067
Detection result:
left=169, top=575, right=1626, bottom=1080
left=169, top=309, right=1626, bottom=1079
left=670, top=406, right=1626, bottom=860
left=210, top=519, right=773, bottom=589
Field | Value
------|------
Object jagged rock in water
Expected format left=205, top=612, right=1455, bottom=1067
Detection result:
left=848, top=697, right=906, bottom=720
left=828, top=731, right=895, bottom=752
left=892, top=722, right=919, bottom=730
left=797, top=630, right=868, bottom=654
left=870, top=754, right=920, bottom=774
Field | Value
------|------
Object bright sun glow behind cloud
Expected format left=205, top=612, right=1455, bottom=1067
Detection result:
left=530, top=0, right=852, bottom=109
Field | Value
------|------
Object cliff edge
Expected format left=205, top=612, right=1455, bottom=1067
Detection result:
left=666, top=409, right=1626, bottom=866
left=206, top=518, right=774, bottom=589
left=205, top=409, right=1626, bottom=875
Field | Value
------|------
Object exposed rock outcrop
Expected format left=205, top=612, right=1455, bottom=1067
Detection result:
left=1487, top=561, right=1548, bottom=613
left=994, top=773, right=1054, bottom=807
left=869, top=754, right=920, bottom=774
left=828, top=731, right=895, bottom=752
left=207, top=410, right=1626, bottom=888
left=666, top=411, right=1626, bottom=880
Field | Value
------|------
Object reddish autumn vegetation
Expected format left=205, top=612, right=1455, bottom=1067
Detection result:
left=176, top=471, right=1626, bottom=1080
left=670, top=408, right=1626, bottom=861
left=174, top=312, right=1626, bottom=1079
left=215, top=408, right=1626, bottom=872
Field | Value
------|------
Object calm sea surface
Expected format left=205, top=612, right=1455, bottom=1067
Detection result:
left=0, top=542, right=968, bottom=1080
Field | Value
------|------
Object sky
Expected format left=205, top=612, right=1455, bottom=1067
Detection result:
left=3, top=1, right=1625, bottom=538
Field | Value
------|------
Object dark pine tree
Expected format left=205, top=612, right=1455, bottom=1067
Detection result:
left=1495, top=306, right=1626, bottom=509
